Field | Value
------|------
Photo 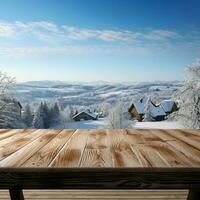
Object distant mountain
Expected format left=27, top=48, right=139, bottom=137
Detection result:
left=15, top=80, right=181, bottom=107
left=18, top=80, right=67, bottom=87
left=18, top=80, right=182, bottom=87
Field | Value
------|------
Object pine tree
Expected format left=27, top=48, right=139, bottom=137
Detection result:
left=33, top=104, right=44, bottom=128
left=50, top=102, right=60, bottom=124
left=42, top=102, right=50, bottom=128
left=22, top=103, right=33, bottom=127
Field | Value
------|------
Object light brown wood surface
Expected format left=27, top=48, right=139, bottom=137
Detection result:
left=0, top=189, right=189, bottom=200
left=0, top=129, right=199, bottom=168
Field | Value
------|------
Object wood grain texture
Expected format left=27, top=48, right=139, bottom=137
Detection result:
left=49, top=129, right=89, bottom=167
left=80, top=129, right=112, bottom=167
left=0, top=130, right=44, bottom=162
left=0, top=129, right=199, bottom=199
left=0, top=168, right=200, bottom=189
left=0, top=130, right=22, bottom=141
left=0, top=190, right=189, bottom=200
left=149, top=129, right=200, bottom=166
left=127, top=129, right=198, bottom=167
left=0, top=130, right=61, bottom=167
left=108, top=129, right=141, bottom=167
left=0, top=129, right=199, bottom=168
left=22, top=130, right=75, bottom=167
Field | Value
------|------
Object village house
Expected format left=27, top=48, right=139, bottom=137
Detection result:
left=160, top=100, right=178, bottom=115
left=72, top=108, right=98, bottom=121
left=149, top=101, right=166, bottom=121
left=128, top=98, right=172, bottom=121
left=128, top=98, right=145, bottom=121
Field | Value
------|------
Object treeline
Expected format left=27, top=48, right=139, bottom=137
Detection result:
left=23, top=102, right=60, bottom=128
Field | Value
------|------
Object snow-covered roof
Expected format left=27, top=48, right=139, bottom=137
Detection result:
left=73, top=108, right=98, bottom=119
left=150, top=103, right=166, bottom=117
left=160, top=100, right=175, bottom=113
left=133, top=102, right=144, bottom=114
left=84, top=109, right=98, bottom=118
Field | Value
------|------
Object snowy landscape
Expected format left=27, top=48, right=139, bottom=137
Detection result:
left=15, top=80, right=180, bottom=107
left=13, top=80, right=181, bottom=128
left=0, top=0, right=199, bottom=131
left=0, top=60, right=199, bottom=130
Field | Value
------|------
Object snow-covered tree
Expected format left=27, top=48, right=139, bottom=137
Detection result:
left=22, top=103, right=33, bottom=127
left=42, top=102, right=51, bottom=128
left=143, top=98, right=154, bottom=122
left=0, top=71, right=15, bottom=97
left=108, top=102, right=132, bottom=128
left=101, top=102, right=112, bottom=117
left=0, top=72, right=24, bottom=128
left=59, top=106, right=73, bottom=128
left=50, top=102, right=60, bottom=124
left=176, top=60, right=200, bottom=129
left=0, top=98, right=24, bottom=128
left=33, top=104, right=44, bottom=128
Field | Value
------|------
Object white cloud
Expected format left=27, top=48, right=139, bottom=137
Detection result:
left=0, top=20, right=198, bottom=58
left=0, top=46, right=105, bottom=57
left=0, top=22, right=16, bottom=37
left=63, top=26, right=97, bottom=40
left=0, top=43, right=172, bottom=57
left=143, top=29, right=178, bottom=40
left=0, top=20, right=179, bottom=43
left=15, top=21, right=59, bottom=33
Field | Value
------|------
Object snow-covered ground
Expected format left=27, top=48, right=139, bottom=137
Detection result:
left=51, top=118, right=109, bottom=129
left=51, top=118, right=184, bottom=129
left=134, top=121, right=184, bottom=129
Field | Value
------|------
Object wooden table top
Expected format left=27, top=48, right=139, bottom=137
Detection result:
left=0, top=129, right=200, bottom=168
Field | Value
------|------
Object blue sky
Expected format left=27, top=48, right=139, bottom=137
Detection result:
left=0, top=0, right=199, bottom=82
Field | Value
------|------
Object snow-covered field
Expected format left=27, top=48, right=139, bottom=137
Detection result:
left=51, top=118, right=183, bottom=129
left=134, top=121, right=184, bottom=129
left=51, top=118, right=109, bottom=129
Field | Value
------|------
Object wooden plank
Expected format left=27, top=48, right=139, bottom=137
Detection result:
left=0, top=129, right=22, bottom=141
left=0, top=129, right=8, bottom=134
left=80, top=129, right=112, bottom=167
left=0, top=130, right=61, bottom=167
left=108, top=129, right=141, bottom=167
left=0, top=129, right=34, bottom=148
left=127, top=130, right=198, bottom=167
left=167, top=130, right=200, bottom=151
left=49, top=129, right=89, bottom=167
left=0, top=168, right=199, bottom=189
left=0, top=129, right=47, bottom=162
left=126, top=130, right=168, bottom=167
left=149, top=129, right=200, bottom=165
left=183, top=129, right=200, bottom=137
left=0, top=190, right=189, bottom=200
left=22, top=130, right=75, bottom=167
